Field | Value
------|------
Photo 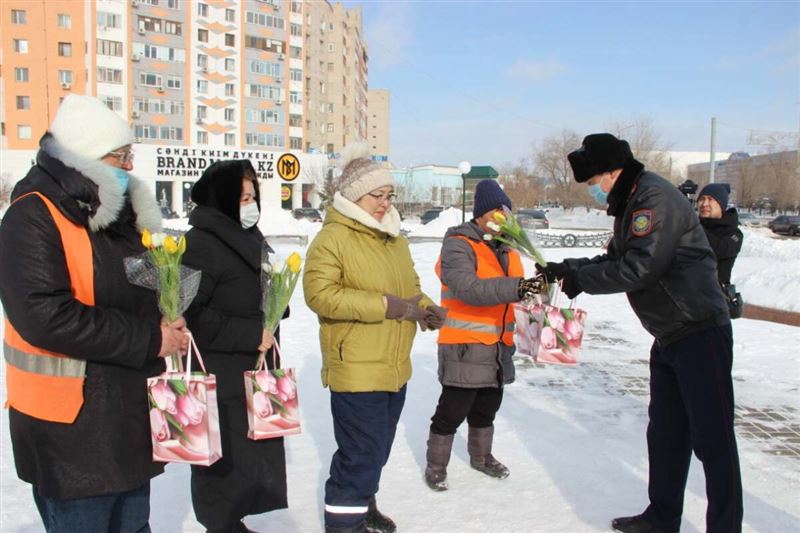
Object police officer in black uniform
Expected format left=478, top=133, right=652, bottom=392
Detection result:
left=538, top=134, right=743, bottom=533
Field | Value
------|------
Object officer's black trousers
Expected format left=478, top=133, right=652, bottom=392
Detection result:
left=644, top=323, right=742, bottom=533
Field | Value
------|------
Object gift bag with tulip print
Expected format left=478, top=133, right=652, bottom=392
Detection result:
left=147, top=334, right=222, bottom=465
left=535, top=284, right=587, bottom=366
left=513, top=299, right=545, bottom=358
left=244, top=342, right=302, bottom=440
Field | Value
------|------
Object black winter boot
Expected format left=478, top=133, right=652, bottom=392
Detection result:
left=325, top=523, right=367, bottom=533
left=468, top=425, right=509, bottom=479
left=424, top=431, right=454, bottom=491
left=611, top=514, right=674, bottom=533
left=365, top=498, right=396, bottom=533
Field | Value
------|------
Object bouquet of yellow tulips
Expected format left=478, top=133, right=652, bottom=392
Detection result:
left=261, top=250, right=303, bottom=335
left=125, top=229, right=202, bottom=369
left=485, top=207, right=547, bottom=267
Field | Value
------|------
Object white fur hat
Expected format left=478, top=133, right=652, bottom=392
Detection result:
left=337, top=142, right=394, bottom=202
left=49, top=94, right=134, bottom=160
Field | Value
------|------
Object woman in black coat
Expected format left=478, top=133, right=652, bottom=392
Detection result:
left=183, top=160, right=287, bottom=533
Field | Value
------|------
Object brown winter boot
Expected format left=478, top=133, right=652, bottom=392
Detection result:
left=424, top=431, right=454, bottom=491
left=468, top=425, right=509, bottom=479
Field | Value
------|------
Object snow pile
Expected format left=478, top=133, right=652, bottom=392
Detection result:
left=547, top=208, right=613, bottom=230
left=408, top=207, right=464, bottom=238
left=732, top=229, right=800, bottom=312
left=162, top=217, right=191, bottom=232
left=162, top=212, right=321, bottom=241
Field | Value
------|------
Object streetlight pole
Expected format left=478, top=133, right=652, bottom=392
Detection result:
left=458, top=161, right=471, bottom=223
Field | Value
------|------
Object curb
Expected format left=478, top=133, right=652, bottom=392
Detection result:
left=742, top=304, right=800, bottom=327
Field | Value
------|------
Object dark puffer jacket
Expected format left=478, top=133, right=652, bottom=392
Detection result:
left=573, top=164, right=730, bottom=345
left=0, top=135, right=165, bottom=499
left=700, top=209, right=743, bottom=285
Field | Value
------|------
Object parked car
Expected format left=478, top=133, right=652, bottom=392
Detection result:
left=160, top=206, right=180, bottom=219
left=768, top=215, right=800, bottom=236
left=292, top=207, right=323, bottom=222
left=737, top=212, right=762, bottom=228
left=516, top=208, right=549, bottom=229
left=420, top=206, right=445, bottom=225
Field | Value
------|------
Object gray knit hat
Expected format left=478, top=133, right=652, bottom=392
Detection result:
left=338, top=142, right=395, bottom=202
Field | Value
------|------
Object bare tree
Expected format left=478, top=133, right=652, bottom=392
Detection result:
left=533, top=130, right=583, bottom=209
left=607, top=117, right=677, bottom=182
left=762, top=152, right=799, bottom=213
left=1, top=172, right=15, bottom=214
left=498, top=160, right=546, bottom=209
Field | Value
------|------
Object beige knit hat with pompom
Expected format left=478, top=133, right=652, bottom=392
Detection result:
left=337, top=142, right=394, bottom=202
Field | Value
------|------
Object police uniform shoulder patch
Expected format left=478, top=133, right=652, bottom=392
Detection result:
left=631, top=208, right=654, bottom=237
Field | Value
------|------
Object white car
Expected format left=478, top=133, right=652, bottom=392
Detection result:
left=738, top=212, right=762, bottom=227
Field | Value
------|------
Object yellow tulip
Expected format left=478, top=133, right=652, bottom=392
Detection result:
left=493, top=211, right=507, bottom=224
left=286, top=252, right=302, bottom=273
left=177, top=235, right=186, bottom=254
left=141, top=229, right=152, bottom=249
left=163, top=236, right=178, bottom=254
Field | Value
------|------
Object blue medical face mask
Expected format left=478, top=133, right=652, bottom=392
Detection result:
left=110, top=167, right=129, bottom=194
left=587, top=183, right=608, bottom=204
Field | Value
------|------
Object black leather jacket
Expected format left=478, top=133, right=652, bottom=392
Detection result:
left=573, top=169, right=730, bottom=345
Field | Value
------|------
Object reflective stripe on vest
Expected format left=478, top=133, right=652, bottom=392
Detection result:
left=4, top=192, right=92, bottom=423
left=435, top=236, right=523, bottom=346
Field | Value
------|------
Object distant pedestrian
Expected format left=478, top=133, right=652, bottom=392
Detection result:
left=538, top=133, right=742, bottom=533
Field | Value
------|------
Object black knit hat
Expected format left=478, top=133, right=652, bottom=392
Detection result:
left=191, top=159, right=260, bottom=223
left=473, top=179, right=512, bottom=219
left=568, top=133, right=633, bottom=183
left=698, top=183, right=730, bottom=210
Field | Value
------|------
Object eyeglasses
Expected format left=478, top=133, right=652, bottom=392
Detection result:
left=366, top=192, right=396, bottom=203
left=105, top=150, right=135, bottom=164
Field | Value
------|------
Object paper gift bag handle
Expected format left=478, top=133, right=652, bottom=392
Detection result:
left=255, top=340, right=284, bottom=372
left=166, top=332, right=209, bottom=378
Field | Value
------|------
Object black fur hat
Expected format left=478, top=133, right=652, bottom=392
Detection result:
left=568, top=133, right=633, bottom=183
left=191, top=159, right=260, bottom=222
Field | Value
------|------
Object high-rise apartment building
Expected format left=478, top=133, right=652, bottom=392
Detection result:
left=367, top=88, right=389, bottom=162
left=1, top=0, right=381, bottom=212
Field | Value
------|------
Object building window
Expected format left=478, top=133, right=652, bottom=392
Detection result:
left=18, top=125, right=32, bottom=139
left=245, top=11, right=284, bottom=29
left=57, top=14, right=71, bottom=28
left=13, top=39, right=29, bottom=53
left=225, top=8, right=235, bottom=22
left=101, top=96, right=122, bottom=111
left=14, top=67, right=29, bottom=82
left=328, top=62, right=334, bottom=72
left=326, top=143, right=334, bottom=154
left=289, top=114, right=302, bottom=127
left=164, top=21, right=181, bottom=35
left=289, top=91, right=301, bottom=104
left=97, top=12, right=120, bottom=28
left=225, top=83, right=235, bottom=96
left=58, top=42, right=72, bottom=57
left=167, top=77, right=182, bottom=89
left=290, top=137, right=302, bottom=150
left=197, top=131, right=208, bottom=144
left=98, top=67, right=123, bottom=84
left=326, top=123, right=334, bottom=133
left=290, top=68, right=302, bottom=82
left=291, top=2, right=302, bottom=14
left=327, top=43, right=334, bottom=53
left=135, top=125, right=158, bottom=139
left=290, top=45, right=302, bottom=59
left=167, top=0, right=180, bottom=9
left=290, top=23, right=302, bottom=37
left=16, top=96, right=31, bottom=110
left=225, top=58, right=235, bottom=71
left=197, top=3, right=208, bottom=17
left=139, top=72, right=163, bottom=87
left=327, top=103, right=334, bottom=113
left=197, top=105, right=207, bottom=119
left=197, top=80, right=208, bottom=94
left=97, top=39, right=123, bottom=57
left=198, top=54, right=208, bottom=68
left=198, top=29, right=208, bottom=42
left=225, top=33, right=235, bottom=47
left=224, top=108, right=234, bottom=121
left=58, top=70, right=73, bottom=84
left=225, top=133, right=236, bottom=146
left=160, top=127, right=183, bottom=141
left=11, top=10, right=26, bottom=24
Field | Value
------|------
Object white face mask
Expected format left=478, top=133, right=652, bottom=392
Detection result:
left=240, top=202, right=260, bottom=228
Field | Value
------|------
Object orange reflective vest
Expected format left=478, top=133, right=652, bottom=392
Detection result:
left=435, top=236, right=523, bottom=346
left=4, top=192, right=93, bottom=423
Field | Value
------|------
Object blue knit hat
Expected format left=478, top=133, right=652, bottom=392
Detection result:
left=473, top=179, right=512, bottom=219
left=698, top=183, right=730, bottom=210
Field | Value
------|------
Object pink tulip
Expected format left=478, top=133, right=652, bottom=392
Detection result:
left=563, top=318, right=584, bottom=341
left=541, top=326, right=557, bottom=350
left=253, top=391, right=274, bottom=419
left=546, top=309, right=565, bottom=331
left=150, top=381, right=177, bottom=414
left=255, top=371, right=278, bottom=394
left=175, top=389, right=206, bottom=426
left=149, top=408, right=170, bottom=442
left=276, top=376, right=297, bottom=402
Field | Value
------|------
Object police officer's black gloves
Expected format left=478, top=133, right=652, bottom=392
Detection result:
left=535, top=261, right=570, bottom=282
left=517, top=275, right=547, bottom=301
left=560, top=270, right=582, bottom=299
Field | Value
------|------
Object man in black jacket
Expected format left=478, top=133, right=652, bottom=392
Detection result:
left=697, top=183, right=743, bottom=286
left=538, top=134, right=742, bottom=533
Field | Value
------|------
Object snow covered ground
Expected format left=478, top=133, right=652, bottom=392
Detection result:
left=2, top=221, right=799, bottom=532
